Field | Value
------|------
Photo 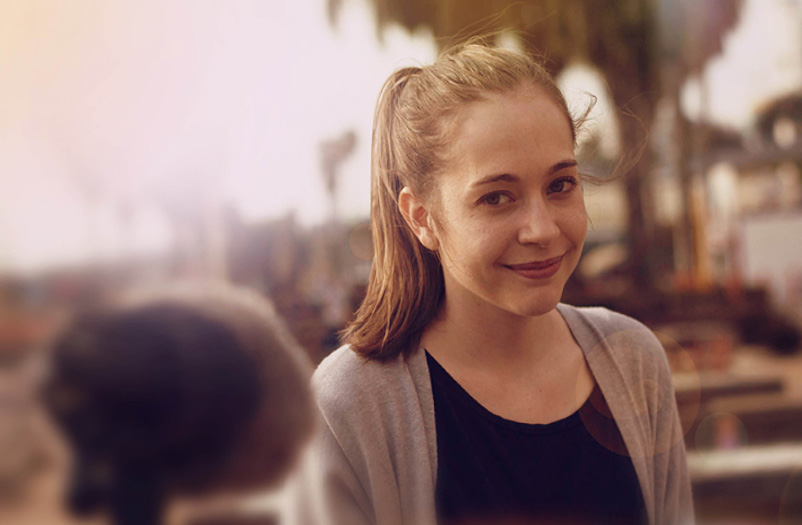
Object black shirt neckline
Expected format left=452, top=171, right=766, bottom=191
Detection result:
left=424, top=349, right=595, bottom=435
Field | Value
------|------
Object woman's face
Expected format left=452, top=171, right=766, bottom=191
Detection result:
left=431, top=84, right=587, bottom=319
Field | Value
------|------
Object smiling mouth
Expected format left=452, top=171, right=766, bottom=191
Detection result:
left=504, top=255, right=565, bottom=279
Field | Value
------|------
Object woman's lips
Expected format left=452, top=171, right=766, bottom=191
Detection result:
left=504, top=255, right=564, bottom=279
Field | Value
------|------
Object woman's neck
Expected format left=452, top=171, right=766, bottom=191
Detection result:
left=421, top=297, right=567, bottom=375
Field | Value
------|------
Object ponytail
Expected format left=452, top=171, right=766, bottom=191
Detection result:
left=341, top=68, right=445, bottom=360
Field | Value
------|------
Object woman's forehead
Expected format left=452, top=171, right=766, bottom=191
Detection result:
left=446, top=87, right=574, bottom=164
left=458, top=85, right=567, bottom=128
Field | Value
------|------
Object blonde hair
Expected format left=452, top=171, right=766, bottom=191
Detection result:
left=342, top=40, right=583, bottom=360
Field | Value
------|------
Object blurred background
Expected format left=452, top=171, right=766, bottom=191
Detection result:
left=1, top=0, right=802, bottom=523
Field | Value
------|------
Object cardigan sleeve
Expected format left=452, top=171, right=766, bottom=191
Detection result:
left=651, top=337, right=695, bottom=525
left=282, top=345, right=438, bottom=525
left=283, top=414, right=373, bottom=525
left=282, top=349, right=376, bottom=525
left=627, top=314, right=693, bottom=525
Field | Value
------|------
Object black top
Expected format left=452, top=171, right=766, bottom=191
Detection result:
left=426, top=350, right=647, bottom=525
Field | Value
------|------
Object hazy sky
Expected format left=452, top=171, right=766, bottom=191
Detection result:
left=0, top=0, right=435, bottom=272
left=1, top=0, right=800, bottom=273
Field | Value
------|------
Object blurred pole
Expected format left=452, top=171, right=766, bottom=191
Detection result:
left=320, top=130, right=356, bottom=225
left=203, top=189, right=229, bottom=283
left=660, top=63, right=694, bottom=276
left=692, top=75, right=714, bottom=289
left=659, top=0, right=694, bottom=286
left=161, top=172, right=229, bottom=284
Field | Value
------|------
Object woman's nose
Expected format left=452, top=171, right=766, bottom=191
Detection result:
left=517, top=200, right=560, bottom=246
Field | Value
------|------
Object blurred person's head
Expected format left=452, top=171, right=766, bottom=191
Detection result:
left=41, top=285, right=314, bottom=525
left=342, top=39, right=588, bottom=360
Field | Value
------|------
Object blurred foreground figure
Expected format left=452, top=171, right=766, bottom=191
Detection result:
left=42, top=285, right=314, bottom=525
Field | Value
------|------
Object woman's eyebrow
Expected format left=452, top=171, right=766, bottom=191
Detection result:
left=469, top=159, right=578, bottom=188
left=470, top=173, right=519, bottom=188
left=549, top=159, right=578, bottom=175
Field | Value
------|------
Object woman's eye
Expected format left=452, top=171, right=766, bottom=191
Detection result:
left=479, top=192, right=511, bottom=206
left=548, top=177, right=578, bottom=194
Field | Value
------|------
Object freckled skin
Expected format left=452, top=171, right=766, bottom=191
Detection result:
left=434, top=85, right=588, bottom=320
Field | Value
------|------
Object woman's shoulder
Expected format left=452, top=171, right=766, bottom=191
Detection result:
left=312, top=344, right=368, bottom=392
left=557, top=303, right=668, bottom=378
left=311, top=344, right=421, bottom=417
left=314, top=344, right=409, bottom=388
left=558, top=303, right=654, bottom=336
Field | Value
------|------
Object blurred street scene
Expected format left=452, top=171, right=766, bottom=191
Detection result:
left=2, top=0, right=802, bottom=523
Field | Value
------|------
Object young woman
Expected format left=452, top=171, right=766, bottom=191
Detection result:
left=289, top=41, right=692, bottom=525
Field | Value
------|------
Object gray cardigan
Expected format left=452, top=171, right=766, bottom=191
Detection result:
left=286, top=304, right=693, bottom=525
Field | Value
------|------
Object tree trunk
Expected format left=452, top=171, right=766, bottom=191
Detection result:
left=603, top=65, right=657, bottom=288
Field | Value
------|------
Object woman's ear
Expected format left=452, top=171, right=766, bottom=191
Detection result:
left=398, top=187, right=439, bottom=251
